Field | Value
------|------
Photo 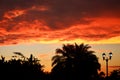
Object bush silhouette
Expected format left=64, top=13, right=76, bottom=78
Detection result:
left=109, top=69, right=120, bottom=80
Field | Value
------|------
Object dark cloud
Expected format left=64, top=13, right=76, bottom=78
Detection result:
left=1, top=0, right=120, bottom=28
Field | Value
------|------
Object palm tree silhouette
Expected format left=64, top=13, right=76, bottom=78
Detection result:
left=51, top=43, right=101, bottom=80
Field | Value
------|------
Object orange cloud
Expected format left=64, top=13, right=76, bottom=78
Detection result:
left=0, top=0, right=120, bottom=45
left=3, top=10, right=25, bottom=20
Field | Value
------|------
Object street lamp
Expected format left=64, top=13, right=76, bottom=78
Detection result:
left=102, top=52, right=113, bottom=77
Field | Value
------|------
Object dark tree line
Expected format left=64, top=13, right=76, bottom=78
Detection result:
left=0, top=53, right=46, bottom=80
left=0, top=43, right=120, bottom=80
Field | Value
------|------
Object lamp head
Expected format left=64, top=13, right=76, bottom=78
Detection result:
left=109, top=52, right=112, bottom=60
left=102, top=53, right=106, bottom=60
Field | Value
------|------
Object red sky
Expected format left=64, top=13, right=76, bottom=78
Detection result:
left=0, top=0, right=120, bottom=45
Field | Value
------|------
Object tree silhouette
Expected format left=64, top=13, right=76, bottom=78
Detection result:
left=51, top=43, right=101, bottom=80
left=109, top=69, right=120, bottom=80
left=13, top=52, right=26, bottom=60
left=0, top=53, right=46, bottom=80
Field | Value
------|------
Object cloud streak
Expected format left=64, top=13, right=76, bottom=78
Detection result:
left=0, top=0, right=120, bottom=45
left=109, top=66, right=120, bottom=68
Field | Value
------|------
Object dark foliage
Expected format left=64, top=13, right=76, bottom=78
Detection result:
left=0, top=53, right=46, bottom=80
left=0, top=43, right=119, bottom=80
left=109, top=69, right=120, bottom=80
left=51, top=43, right=101, bottom=80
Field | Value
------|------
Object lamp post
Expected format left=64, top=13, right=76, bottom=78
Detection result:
left=102, top=52, right=112, bottom=78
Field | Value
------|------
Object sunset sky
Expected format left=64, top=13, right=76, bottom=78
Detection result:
left=0, top=0, right=120, bottom=73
